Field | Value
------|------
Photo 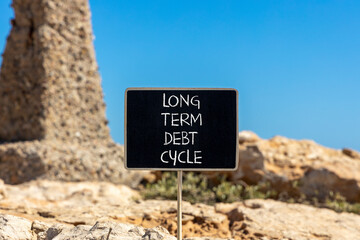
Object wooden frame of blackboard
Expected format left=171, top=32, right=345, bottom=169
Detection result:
left=124, top=87, right=239, bottom=171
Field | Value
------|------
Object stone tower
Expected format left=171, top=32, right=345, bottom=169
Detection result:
left=0, top=0, right=144, bottom=185
left=0, top=0, right=109, bottom=142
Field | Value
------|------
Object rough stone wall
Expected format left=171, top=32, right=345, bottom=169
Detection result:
left=0, top=0, right=110, bottom=143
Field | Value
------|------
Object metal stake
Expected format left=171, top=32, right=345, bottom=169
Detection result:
left=177, top=170, right=182, bottom=240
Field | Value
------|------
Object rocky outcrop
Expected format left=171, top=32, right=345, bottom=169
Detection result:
left=1, top=180, right=360, bottom=239
left=43, top=222, right=177, bottom=240
left=216, top=199, right=360, bottom=240
left=0, top=0, right=146, bottom=185
left=0, top=214, right=177, bottom=240
left=228, top=131, right=360, bottom=202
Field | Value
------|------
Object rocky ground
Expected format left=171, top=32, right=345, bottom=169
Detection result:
left=1, top=132, right=360, bottom=239
left=1, top=131, right=360, bottom=239
left=1, top=179, right=360, bottom=240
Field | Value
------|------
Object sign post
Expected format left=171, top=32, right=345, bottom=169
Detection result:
left=177, top=170, right=182, bottom=240
left=125, top=88, right=238, bottom=240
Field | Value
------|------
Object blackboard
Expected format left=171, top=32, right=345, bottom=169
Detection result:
left=125, top=88, right=238, bottom=170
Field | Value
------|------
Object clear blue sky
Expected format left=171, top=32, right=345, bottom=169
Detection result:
left=0, top=0, right=359, bottom=151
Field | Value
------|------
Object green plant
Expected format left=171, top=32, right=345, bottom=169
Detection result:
left=141, top=172, right=360, bottom=215
left=141, top=172, right=216, bottom=204
left=182, top=172, right=216, bottom=204
left=323, top=191, right=360, bottom=214
left=214, top=179, right=243, bottom=203
left=241, top=182, right=277, bottom=200
left=142, top=172, right=178, bottom=200
left=141, top=172, right=277, bottom=205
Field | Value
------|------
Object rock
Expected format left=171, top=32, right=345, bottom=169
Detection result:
left=342, top=148, right=360, bottom=159
left=49, top=222, right=176, bottom=240
left=0, top=0, right=148, bottom=185
left=40, top=223, right=70, bottom=240
left=238, top=131, right=259, bottom=144
left=0, top=180, right=231, bottom=239
left=216, top=199, right=360, bottom=240
left=231, top=132, right=360, bottom=202
left=0, top=180, right=139, bottom=211
left=0, top=214, right=177, bottom=240
left=1, top=180, right=360, bottom=239
left=0, top=214, right=34, bottom=240
left=118, top=200, right=231, bottom=239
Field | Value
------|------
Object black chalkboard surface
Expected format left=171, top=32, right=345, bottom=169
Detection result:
left=125, top=88, right=238, bottom=170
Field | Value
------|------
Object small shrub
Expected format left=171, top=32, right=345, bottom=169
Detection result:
left=214, top=179, right=243, bottom=203
left=141, top=172, right=276, bottom=205
left=142, top=172, right=178, bottom=200
left=141, top=172, right=360, bottom=215
left=323, top=192, right=360, bottom=214
left=182, top=172, right=216, bottom=204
